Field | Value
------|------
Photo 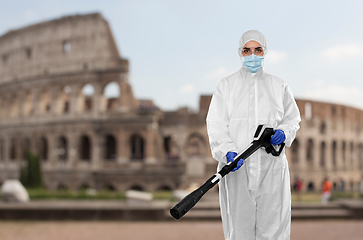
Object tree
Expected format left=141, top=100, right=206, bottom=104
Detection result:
left=20, top=151, right=43, bottom=189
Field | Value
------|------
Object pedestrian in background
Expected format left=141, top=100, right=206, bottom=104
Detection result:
left=322, top=177, right=333, bottom=204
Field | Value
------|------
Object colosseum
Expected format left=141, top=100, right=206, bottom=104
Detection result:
left=0, top=13, right=362, bottom=193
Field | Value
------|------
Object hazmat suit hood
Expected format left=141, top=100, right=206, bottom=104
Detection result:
left=238, top=30, right=267, bottom=74
left=238, top=30, right=267, bottom=56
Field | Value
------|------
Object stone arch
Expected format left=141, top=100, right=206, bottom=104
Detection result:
left=9, top=94, right=18, bottom=118
left=186, top=133, right=206, bottom=156
left=9, top=138, right=16, bottom=160
left=38, top=137, right=48, bottom=161
left=291, top=138, right=299, bottom=164
left=0, top=138, right=4, bottom=161
left=22, top=138, right=31, bottom=160
left=38, top=89, right=51, bottom=114
left=307, top=181, right=315, bottom=192
left=79, top=135, right=91, bottom=161
left=358, top=143, right=363, bottom=170
left=157, top=185, right=172, bottom=191
left=320, top=141, right=326, bottom=168
left=0, top=97, right=7, bottom=119
left=320, top=122, right=326, bottom=134
left=56, top=136, right=68, bottom=161
left=79, top=183, right=91, bottom=191
left=164, top=135, right=180, bottom=160
left=22, top=91, right=33, bottom=117
left=104, top=183, right=116, bottom=191
left=63, top=40, right=71, bottom=54
left=350, top=142, right=354, bottom=169
left=56, top=86, right=71, bottom=114
left=81, top=83, right=95, bottom=112
left=129, top=185, right=144, bottom=191
left=105, top=134, right=117, bottom=160
left=332, top=141, right=337, bottom=168
left=342, top=141, right=346, bottom=169
left=57, top=183, right=68, bottom=191
left=306, top=139, right=314, bottom=162
left=103, top=81, right=120, bottom=110
left=130, top=134, right=145, bottom=160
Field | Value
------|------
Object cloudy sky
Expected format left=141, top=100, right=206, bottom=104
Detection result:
left=1, top=0, right=363, bottom=111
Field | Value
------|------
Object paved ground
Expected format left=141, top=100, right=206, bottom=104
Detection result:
left=0, top=220, right=362, bottom=240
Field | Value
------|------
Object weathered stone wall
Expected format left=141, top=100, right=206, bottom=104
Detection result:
left=0, top=13, right=123, bottom=83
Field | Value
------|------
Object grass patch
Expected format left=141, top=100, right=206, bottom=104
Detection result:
left=27, top=188, right=126, bottom=200
left=26, top=189, right=174, bottom=201
left=291, top=192, right=322, bottom=203
left=152, top=191, right=174, bottom=200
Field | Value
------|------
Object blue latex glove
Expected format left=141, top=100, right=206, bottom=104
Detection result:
left=226, top=152, right=244, bottom=172
left=270, top=129, right=286, bottom=145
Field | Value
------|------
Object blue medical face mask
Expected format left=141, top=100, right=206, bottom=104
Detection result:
left=242, top=54, right=264, bottom=73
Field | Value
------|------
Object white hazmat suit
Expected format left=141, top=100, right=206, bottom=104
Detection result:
left=206, top=30, right=301, bottom=240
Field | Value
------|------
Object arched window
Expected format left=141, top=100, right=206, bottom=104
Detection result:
left=63, top=40, right=71, bottom=54
left=0, top=97, right=7, bottom=119
left=164, top=136, right=179, bottom=160
left=0, top=139, right=4, bottom=161
left=57, top=136, right=68, bottom=160
left=104, top=184, right=116, bottom=192
left=129, top=185, right=143, bottom=191
left=320, top=122, right=326, bottom=134
left=79, top=135, right=91, bottom=160
left=306, top=139, right=314, bottom=162
left=291, top=138, right=299, bottom=164
left=9, top=95, right=18, bottom=118
left=22, top=138, right=30, bottom=160
left=58, top=183, right=68, bottom=191
left=39, top=137, right=48, bottom=161
left=81, top=84, right=95, bottom=112
left=39, top=90, right=51, bottom=114
left=158, top=185, right=172, bottom=191
left=350, top=142, right=354, bottom=169
left=342, top=141, right=346, bottom=169
left=130, top=134, right=144, bottom=160
left=359, top=144, right=363, bottom=170
left=307, top=182, right=315, bottom=192
left=104, top=82, right=120, bottom=110
left=105, top=134, right=117, bottom=160
left=10, top=138, right=16, bottom=160
left=320, top=142, right=326, bottom=168
left=23, top=91, right=33, bottom=116
left=332, top=141, right=337, bottom=168
left=62, top=86, right=71, bottom=113
left=79, top=183, right=90, bottom=191
left=186, top=133, right=206, bottom=156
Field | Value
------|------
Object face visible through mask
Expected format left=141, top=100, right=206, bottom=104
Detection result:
left=241, top=40, right=264, bottom=73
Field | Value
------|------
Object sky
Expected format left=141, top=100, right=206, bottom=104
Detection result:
left=1, top=0, right=363, bottom=111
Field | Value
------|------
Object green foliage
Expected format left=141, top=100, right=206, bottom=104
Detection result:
left=20, top=151, right=44, bottom=189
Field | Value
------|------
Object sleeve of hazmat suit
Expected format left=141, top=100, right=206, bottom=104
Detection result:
left=276, top=84, right=301, bottom=147
left=206, top=79, right=239, bottom=164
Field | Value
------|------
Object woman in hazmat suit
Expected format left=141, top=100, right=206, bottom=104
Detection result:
left=206, top=30, right=301, bottom=240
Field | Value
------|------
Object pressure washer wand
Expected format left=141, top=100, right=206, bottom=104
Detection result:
left=170, top=125, right=285, bottom=220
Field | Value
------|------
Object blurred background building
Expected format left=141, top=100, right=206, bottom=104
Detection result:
left=0, top=13, right=362, bottom=193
